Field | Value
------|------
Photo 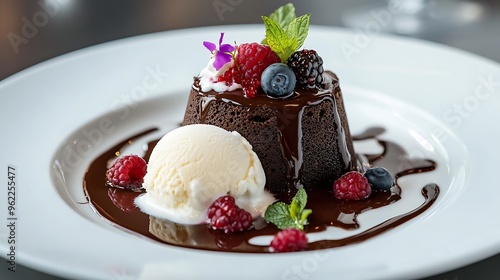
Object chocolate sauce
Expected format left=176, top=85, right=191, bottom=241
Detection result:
left=83, top=127, right=440, bottom=253
left=194, top=71, right=353, bottom=190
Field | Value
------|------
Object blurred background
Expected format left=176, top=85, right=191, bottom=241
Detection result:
left=1, top=0, right=499, bottom=81
left=1, top=0, right=499, bottom=279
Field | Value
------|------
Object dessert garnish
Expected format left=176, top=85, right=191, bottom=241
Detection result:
left=106, top=154, right=147, bottom=192
left=200, top=3, right=320, bottom=98
left=264, top=188, right=312, bottom=230
left=364, top=167, right=394, bottom=191
left=207, top=195, right=253, bottom=233
left=261, top=3, right=310, bottom=62
left=260, top=63, right=296, bottom=98
left=203, top=32, right=235, bottom=71
left=287, top=49, right=324, bottom=89
left=270, top=228, right=308, bottom=253
left=333, top=171, right=372, bottom=201
left=219, top=42, right=281, bottom=97
left=332, top=168, right=396, bottom=201
left=266, top=188, right=311, bottom=252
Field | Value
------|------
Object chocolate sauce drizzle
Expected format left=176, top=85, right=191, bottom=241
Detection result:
left=83, top=127, right=440, bottom=253
left=193, top=71, right=353, bottom=190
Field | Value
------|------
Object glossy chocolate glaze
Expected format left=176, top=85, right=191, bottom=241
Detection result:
left=83, top=127, right=440, bottom=253
left=186, top=71, right=356, bottom=191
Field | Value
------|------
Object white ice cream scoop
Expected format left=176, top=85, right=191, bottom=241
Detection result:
left=136, top=124, right=275, bottom=224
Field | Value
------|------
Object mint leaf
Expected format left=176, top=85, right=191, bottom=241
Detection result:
left=269, top=3, right=296, bottom=29
left=262, top=4, right=311, bottom=62
left=264, top=202, right=295, bottom=230
left=294, top=188, right=307, bottom=213
left=262, top=16, right=298, bottom=62
left=286, top=14, right=310, bottom=50
left=262, top=3, right=296, bottom=44
left=289, top=198, right=299, bottom=220
left=300, top=209, right=312, bottom=225
left=289, top=188, right=311, bottom=230
left=264, top=188, right=312, bottom=231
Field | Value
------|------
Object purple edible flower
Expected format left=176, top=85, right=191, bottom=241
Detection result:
left=203, top=33, right=235, bottom=71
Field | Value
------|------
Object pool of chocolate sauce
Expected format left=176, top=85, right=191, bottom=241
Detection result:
left=83, top=127, right=439, bottom=253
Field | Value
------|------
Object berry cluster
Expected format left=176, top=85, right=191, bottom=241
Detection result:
left=221, top=47, right=325, bottom=99
left=333, top=167, right=394, bottom=200
left=220, top=43, right=281, bottom=98
left=259, top=49, right=325, bottom=99
left=208, top=194, right=310, bottom=252
left=206, top=5, right=325, bottom=99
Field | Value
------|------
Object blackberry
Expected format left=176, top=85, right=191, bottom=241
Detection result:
left=286, top=49, right=324, bottom=89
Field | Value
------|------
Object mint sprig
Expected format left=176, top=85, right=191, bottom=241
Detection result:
left=261, top=4, right=310, bottom=62
left=262, top=16, right=298, bottom=63
left=264, top=188, right=312, bottom=230
left=261, top=3, right=295, bottom=45
left=269, top=3, right=296, bottom=30
left=286, top=14, right=310, bottom=52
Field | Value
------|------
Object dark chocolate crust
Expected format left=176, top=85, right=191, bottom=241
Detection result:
left=182, top=71, right=356, bottom=192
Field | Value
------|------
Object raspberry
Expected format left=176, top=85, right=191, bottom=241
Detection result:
left=270, top=228, right=308, bottom=253
left=286, top=49, right=325, bottom=89
left=207, top=196, right=253, bottom=233
left=218, top=66, right=237, bottom=85
left=106, top=154, right=147, bottom=191
left=108, top=188, right=140, bottom=213
left=333, top=171, right=371, bottom=200
left=221, top=43, right=280, bottom=98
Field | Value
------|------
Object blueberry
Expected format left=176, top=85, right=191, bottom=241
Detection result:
left=364, top=167, right=394, bottom=191
left=260, top=63, right=296, bottom=98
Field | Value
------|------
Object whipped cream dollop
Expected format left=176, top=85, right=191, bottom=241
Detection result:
left=198, top=57, right=242, bottom=92
left=136, top=124, right=275, bottom=225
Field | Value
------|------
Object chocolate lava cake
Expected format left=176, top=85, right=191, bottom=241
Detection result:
left=182, top=71, right=356, bottom=192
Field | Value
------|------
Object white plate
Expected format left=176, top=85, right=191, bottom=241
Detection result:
left=1, top=25, right=500, bottom=280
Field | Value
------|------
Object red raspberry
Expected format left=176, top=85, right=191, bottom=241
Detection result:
left=207, top=196, right=253, bottom=233
left=220, top=43, right=280, bottom=98
left=270, top=228, right=308, bottom=253
left=106, top=154, right=147, bottom=191
left=218, top=67, right=237, bottom=85
left=108, top=188, right=140, bottom=213
left=333, top=171, right=371, bottom=200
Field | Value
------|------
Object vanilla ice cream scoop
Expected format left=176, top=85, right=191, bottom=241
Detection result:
left=135, top=124, right=275, bottom=224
